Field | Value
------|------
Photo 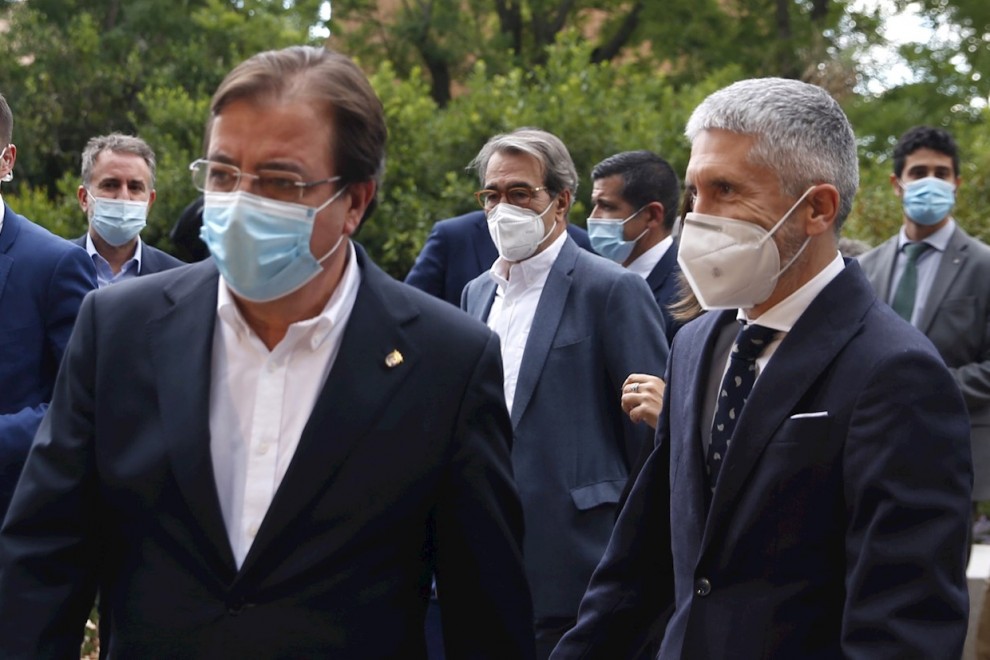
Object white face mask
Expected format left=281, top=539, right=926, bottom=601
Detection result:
left=486, top=199, right=557, bottom=262
left=676, top=187, right=814, bottom=310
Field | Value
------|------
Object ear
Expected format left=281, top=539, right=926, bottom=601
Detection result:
left=147, top=189, right=157, bottom=212
left=805, top=184, right=839, bottom=237
left=77, top=185, right=91, bottom=213
left=890, top=173, right=903, bottom=198
left=555, top=188, right=572, bottom=221
left=644, top=201, right=665, bottom=228
left=953, top=175, right=963, bottom=191
left=341, top=179, right=376, bottom=236
left=0, top=144, right=15, bottom=177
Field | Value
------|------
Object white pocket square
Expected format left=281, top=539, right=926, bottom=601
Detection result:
left=790, top=411, right=829, bottom=419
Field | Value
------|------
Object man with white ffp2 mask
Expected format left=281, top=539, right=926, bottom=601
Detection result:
left=74, top=133, right=183, bottom=287
left=461, top=127, right=669, bottom=660
left=553, top=77, right=972, bottom=660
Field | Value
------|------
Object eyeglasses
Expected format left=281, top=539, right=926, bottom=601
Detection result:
left=189, top=159, right=340, bottom=203
left=474, top=185, right=547, bottom=210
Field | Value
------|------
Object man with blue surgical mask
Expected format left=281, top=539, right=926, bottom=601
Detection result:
left=74, top=133, right=183, bottom=287
left=588, top=150, right=683, bottom=343
left=859, top=126, right=990, bottom=563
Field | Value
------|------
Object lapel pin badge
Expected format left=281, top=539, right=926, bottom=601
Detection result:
left=385, top=349, right=404, bottom=368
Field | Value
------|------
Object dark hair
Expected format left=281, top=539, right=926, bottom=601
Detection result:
left=0, top=92, right=12, bottom=145
left=208, top=46, right=387, bottom=221
left=892, top=125, right=960, bottom=178
left=591, top=150, right=681, bottom=231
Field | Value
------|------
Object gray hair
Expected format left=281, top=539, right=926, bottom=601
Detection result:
left=80, top=133, right=157, bottom=188
left=685, top=78, right=858, bottom=229
left=469, top=127, right=579, bottom=202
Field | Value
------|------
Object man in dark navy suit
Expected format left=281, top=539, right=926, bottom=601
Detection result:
left=554, top=77, right=972, bottom=659
left=0, top=91, right=96, bottom=519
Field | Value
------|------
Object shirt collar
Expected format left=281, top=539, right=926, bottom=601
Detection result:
left=85, top=232, right=144, bottom=271
left=216, top=240, right=361, bottom=352
left=897, top=217, right=955, bottom=253
left=626, top=235, right=673, bottom=279
left=739, top=251, right=845, bottom=333
left=489, top=228, right=568, bottom=290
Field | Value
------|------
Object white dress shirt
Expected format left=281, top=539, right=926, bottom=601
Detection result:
left=209, top=241, right=361, bottom=568
left=486, top=231, right=568, bottom=414
left=890, top=218, right=955, bottom=327
left=625, top=235, right=673, bottom=280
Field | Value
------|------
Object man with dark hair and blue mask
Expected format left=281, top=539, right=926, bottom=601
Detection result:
left=859, top=126, right=990, bottom=523
left=0, top=47, right=534, bottom=659
left=73, top=133, right=184, bottom=287
left=588, top=150, right=683, bottom=344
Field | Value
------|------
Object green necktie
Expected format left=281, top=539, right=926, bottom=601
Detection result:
left=891, top=242, right=930, bottom=321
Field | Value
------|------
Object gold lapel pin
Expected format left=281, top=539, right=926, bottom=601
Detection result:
left=385, top=349, right=404, bottom=368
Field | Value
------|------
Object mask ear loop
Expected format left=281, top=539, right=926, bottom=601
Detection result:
left=312, top=182, right=351, bottom=266
left=534, top=194, right=562, bottom=247
left=765, top=186, right=817, bottom=284
left=757, top=186, right=817, bottom=246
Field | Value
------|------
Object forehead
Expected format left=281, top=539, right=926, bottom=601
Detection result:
left=685, top=129, right=758, bottom=183
left=208, top=98, right=333, bottom=171
left=91, top=150, right=152, bottom=182
left=484, top=150, right=544, bottom=186
left=902, top=147, right=956, bottom=177
left=591, top=174, right=627, bottom=201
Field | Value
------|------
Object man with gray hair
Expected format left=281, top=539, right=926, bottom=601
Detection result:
left=461, top=127, right=669, bottom=658
left=553, top=78, right=972, bottom=658
left=74, top=133, right=183, bottom=287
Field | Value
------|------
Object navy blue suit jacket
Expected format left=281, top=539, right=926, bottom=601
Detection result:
left=0, top=245, right=535, bottom=659
left=405, top=210, right=594, bottom=306
left=645, top=241, right=682, bottom=343
left=462, top=237, right=668, bottom=622
left=553, top=261, right=972, bottom=659
left=72, top=235, right=185, bottom=275
left=0, top=205, right=96, bottom=517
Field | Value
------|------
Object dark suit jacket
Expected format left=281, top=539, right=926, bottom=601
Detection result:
left=72, top=234, right=185, bottom=275
left=645, top=241, right=682, bottom=343
left=553, top=261, right=972, bottom=659
left=859, top=225, right=990, bottom=499
left=0, top=245, right=535, bottom=659
left=405, top=210, right=595, bottom=306
left=0, top=205, right=96, bottom=517
left=462, top=237, right=668, bottom=622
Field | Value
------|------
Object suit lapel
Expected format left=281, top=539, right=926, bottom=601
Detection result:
left=148, top=259, right=237, bottom=575
left=918, top=227, right=968, bottom=334
left=510, top=239, right=576, bottom=428
left=239, top=248, right=420, bottom=573
left=472, top=212, right=497, bottom=275
left=646, top=245, right=677, bottom=294
left=869, top=238, right=898, bottom=300
left=0, top=206, right=18, bottom=305
left=701, top=263, right=872, bottom=552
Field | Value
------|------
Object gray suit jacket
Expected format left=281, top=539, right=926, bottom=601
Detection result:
left=859, top=225, right=990, bottom=498
left=462, top=236, right=669, bottom=620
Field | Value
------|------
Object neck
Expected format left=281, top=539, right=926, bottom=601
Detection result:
left=92, top=232, right=138, bottom=274
left=747, top=236, right=834, bottom=319
left=623, top=228, right=666, bottom=267
left=904, top=216, right=949, bottom=242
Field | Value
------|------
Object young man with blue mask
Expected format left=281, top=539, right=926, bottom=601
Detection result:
left=859, top=126, right=990, bottom=553
left=74, top=133, right=183, bottom=287
left=588, top=150, right=683, bottom=343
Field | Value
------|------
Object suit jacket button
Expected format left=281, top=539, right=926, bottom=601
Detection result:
left=695, top=578, right=712, bottom=596
left=227, top=598, right=246, bottom=615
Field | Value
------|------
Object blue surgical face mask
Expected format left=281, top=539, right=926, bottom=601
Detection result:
left=200, top=183, right=347, bottom=303
left=587, top=206, right=648, bottom=263
left=900, top=176, right=955, bottom=226
left=87, top=191, right=149, bottom=246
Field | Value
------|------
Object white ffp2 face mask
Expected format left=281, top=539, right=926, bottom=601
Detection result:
left=676, top=187, right=814, bottom=310
left=486, top=199, right=557, bottom=262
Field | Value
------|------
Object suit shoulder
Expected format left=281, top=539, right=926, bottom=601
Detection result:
left=144, top=243, right=186, bottom=269
left=385, top=275, right=495, bottom=341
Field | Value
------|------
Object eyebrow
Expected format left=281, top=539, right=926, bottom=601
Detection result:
left=481, top=180, right=538, bottom=190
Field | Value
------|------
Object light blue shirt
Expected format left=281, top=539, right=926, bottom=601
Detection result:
left=890, top=218, right=955, bottom=327
left=85, top=233, right=142, bottom=288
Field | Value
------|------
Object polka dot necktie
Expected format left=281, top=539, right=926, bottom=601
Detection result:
left=707, top=323, right=779, bottom=490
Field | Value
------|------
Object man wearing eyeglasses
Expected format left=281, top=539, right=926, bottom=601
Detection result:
left=72, top=133, right=184, bottom=287
left=0, top=47, right=534, bottom=659
left=461, top=127, right=669, bottom=659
